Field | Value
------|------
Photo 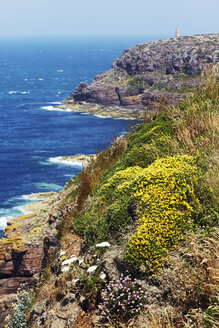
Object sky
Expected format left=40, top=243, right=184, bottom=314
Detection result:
left=0, top=0, right=218, bottom=38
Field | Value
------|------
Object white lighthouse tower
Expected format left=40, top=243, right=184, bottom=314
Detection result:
left=175, top=28, right=180, bottom=37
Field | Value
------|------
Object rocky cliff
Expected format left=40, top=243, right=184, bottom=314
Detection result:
left=1, top=35, right=218, bottom=328
left=0, top=194, right=67, bottom=325
left=63, top=34, right=219, bottom=117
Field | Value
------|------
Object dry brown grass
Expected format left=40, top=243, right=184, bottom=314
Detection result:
left=75, top=136, right=127, bottom=210
left=170, top=65, right=219, bottom=156
left=130, top=307, right=205, bottom=328
left=176, top=106, right=219, bottom=155
left=125, top=229, right=219, bottom=328
left=178, top=229, right=219, bottom=309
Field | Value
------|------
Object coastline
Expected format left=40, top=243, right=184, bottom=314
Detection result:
left=0, top=153, right=95, bottom=237
left=49, top=154, right=96, bottom=167
left=17, top=191, right=57, bottom=215
left=1, top=34, right=218, bottom=328
left=57, top=102, right=144, bottom=119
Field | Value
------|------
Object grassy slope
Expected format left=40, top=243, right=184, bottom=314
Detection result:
left=71, top=69, right=218, bottom=243
left=61, top=68, right=219, bottom=326
left=23, top=69, right=218, bottom=328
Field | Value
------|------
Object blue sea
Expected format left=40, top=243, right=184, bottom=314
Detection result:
left=0, top=36, right=161, bottom=238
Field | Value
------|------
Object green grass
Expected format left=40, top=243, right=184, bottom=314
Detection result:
left=71, top=69, right=218, bottom=255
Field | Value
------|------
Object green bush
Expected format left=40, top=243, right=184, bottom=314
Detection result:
left=7, top=288, right=34, bottom=328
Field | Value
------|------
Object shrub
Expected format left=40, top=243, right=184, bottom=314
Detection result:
left=99, top=274, right=147, bottom=325
left=125, top=155, right=200, bottom=272
left=72, top=74, right=218, bottom=274
left=7, top=288, right=34, bottom=328
left=127, top=76, right=149, bottom=90
left=75, top=154, right=201, bottom=272
left=99, top=155, right=200, bottom=272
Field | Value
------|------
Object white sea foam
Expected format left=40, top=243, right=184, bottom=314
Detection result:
left=34, top=150, right=53, bottom=153
left=38, top=160, right=53, bottom=166
left=0, top=216, right=9, bottom=230
left=93, top=114, right=134, bottom=120
left=38, top=78, right=44, bottom=81
left=93, top=114, right=111, bottom=118
left=48, top=156, right=84, bottom=167
left=20, top=195, right=46, bottom=202
left=40, top=105, right=54, bottom=110
left=0, top=205, right=29, bottom=230
left=57, top=70, right=63, bottom=72
left=14, top=205, right=32, bottom=215
left=48, top=101, right=62, bottom=105
left=40, top=105, right=72, bottom=112
left=8, top=90, right=30, bottom=95
left=0, top=192, right=52, bottom=231
left=33, top=182, right=63, bottom=191
left=113, top=116, right=136, bottom=120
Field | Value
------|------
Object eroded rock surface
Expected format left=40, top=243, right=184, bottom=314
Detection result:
left=63, top=34, right=219, bottom=117
left=0, top=199, right=62, bottom=326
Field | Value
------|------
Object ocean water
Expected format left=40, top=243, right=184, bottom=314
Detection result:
left=0, top=36, right=160, bottom=237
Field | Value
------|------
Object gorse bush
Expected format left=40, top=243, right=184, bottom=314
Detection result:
left=100, top=274, right=147, bottom=325
left=101, top=155, right=200, bottom=272
left=75, top=155, right=201, bottom=272
left=72, top=71, right=218, bottom=274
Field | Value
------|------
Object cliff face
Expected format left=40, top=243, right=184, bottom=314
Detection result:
left=64, top=34, right=219, bottom=115
left=0, top=200, right=64, bottom=325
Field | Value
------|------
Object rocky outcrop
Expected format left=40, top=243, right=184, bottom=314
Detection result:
left=63, top=34, right=219, bottom=117
left=113, top=35, right=218, bottom=76
left=0, top=199, right=63, bottom=326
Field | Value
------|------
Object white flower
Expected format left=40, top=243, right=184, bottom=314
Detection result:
left=79, top=259, right=84, bottom=265
left=95, top=242, right=110, bottom=248
left=74, top=279, right=79, bottom=284
left=62, top=257, right=77, bottom=266
left=87, top=265, right=98, bottom=274
left=100, top=273, right=106, bottom=280
left=61, top=266, right=70, bottom=273
left=70, top=254, right=76, bottom=258
left=60, top=251, right=66, bottom=256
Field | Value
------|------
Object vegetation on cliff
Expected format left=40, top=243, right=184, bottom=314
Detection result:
left=7, top=66, right=218, bottom=328
left=45, top=66, right=218, bottom=327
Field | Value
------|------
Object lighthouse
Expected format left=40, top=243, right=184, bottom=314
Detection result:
left=175, top=28, right=180, bottom=37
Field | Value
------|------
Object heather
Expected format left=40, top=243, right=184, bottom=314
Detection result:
left=99, top=274, right=148, bottom=325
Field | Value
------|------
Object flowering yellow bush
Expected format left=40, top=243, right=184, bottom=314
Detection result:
left=101, top=155, right=200, bottom=272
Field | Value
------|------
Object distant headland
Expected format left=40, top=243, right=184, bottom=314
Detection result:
left=60, top=33, right=219, bottom=118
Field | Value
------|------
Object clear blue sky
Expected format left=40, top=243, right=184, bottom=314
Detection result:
left=0, top=0, right=218, bottom=38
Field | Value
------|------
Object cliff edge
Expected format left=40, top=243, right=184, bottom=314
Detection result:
left=62, top=34, right=219, bottom=117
